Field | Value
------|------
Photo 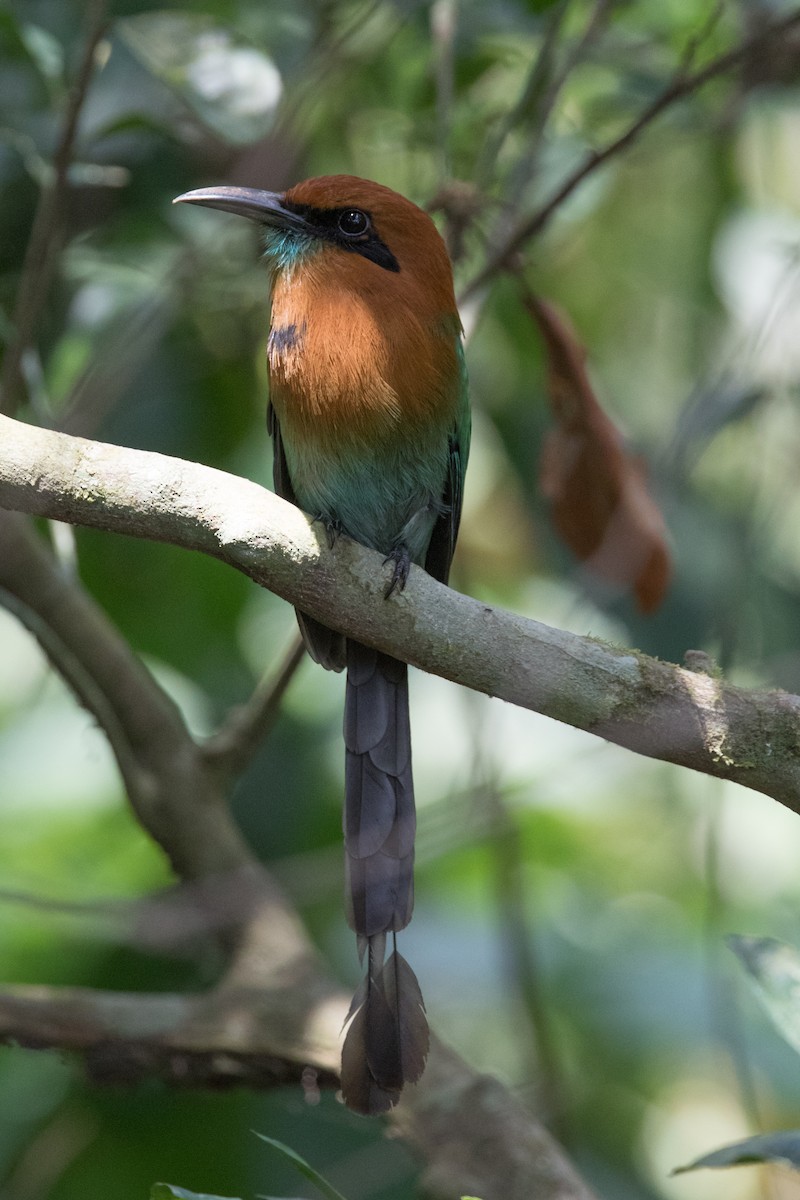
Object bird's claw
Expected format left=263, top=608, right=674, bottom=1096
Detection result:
left=383, top=546, right=411, bottom=598
left=313, top=513, right=344, bottom=549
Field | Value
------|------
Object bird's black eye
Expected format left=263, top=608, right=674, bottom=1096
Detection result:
left=337, top=208, right=370, bottom=237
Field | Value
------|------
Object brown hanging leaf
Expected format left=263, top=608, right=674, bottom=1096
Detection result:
left=526, top=295, right=671, bottom=614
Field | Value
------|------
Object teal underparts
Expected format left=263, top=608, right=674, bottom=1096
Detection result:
left=283, top=430, right=450, bottom=562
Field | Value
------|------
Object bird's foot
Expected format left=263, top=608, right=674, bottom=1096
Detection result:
left=383, top=545, right=411, bottom=598
left=313, top=513, right=344, bottom=549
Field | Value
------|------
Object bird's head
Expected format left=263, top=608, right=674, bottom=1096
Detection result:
left=173, top=174, right=455, bottom=307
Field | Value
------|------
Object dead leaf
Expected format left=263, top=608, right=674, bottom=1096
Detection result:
left=527, top=295, right=671, bottom=613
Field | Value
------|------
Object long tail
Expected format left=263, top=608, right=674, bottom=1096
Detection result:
left=340, top=641, right=429, bottom=1114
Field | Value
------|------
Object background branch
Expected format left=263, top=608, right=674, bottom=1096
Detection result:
left=201, top=633, right=307, bottom=782
left=0, top=510, right=252, bottom=882
left=0, top=973, right=598, bottom=1200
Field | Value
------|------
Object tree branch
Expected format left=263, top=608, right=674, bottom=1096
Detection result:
left=1, top=412, right=798, bottom=814
left=395, top=1056, right=599, bottom=1200
left=0, top=966, right=342, bottom=1089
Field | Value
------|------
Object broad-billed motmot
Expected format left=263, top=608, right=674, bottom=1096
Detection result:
left=174, top=176, right=470, bottom=1114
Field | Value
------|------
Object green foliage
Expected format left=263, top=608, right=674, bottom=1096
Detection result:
left=254, top=1133, right=349, bottom=1200
left=152, top=1144, right=487, bottom=1200
left=675, top=1130, right=800, bottom=1175
left=670, top=937, right=800, bottom=1176
left=152, top=1135, right=355, bottom=1200
left=729, top=935, right=800, bottom=1057
left=118, top=13, right=282, bottom=145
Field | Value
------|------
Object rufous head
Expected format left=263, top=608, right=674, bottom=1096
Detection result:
left=174, top=174, right=455, bottom=303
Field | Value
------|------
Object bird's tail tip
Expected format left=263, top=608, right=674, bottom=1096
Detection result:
left=340, top=944, right=429, bottom=1116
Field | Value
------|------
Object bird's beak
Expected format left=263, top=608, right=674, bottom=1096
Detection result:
left=173, top=186, right=310, bottom=233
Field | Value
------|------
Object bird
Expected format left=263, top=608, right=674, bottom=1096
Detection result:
left=173, top=175, right=470, bottom=1114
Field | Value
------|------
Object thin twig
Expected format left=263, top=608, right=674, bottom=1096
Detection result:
left=432, top=0, right=458, bottom=183
left=680, top=0, right=726, bottom=72
left=202, top=632, right=306, bottom=779
left=263, top=0, right=387, bottom=173
left=701, top=787, right=773, bottom=1200
left=57, top=283, right=177, bottom=437
left=470, top=715, right=568, bottom=1129
left=476, top=0, right=570, bottom=193
left=460, top=6, right=800, bottom=301
left=506, top=0, right=613, bottom=210
left=0, top=0, right=108, bottom=416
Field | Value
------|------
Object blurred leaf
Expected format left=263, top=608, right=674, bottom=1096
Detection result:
left=254, top=1133, right=349, bottom=1200
left=0, top=10, right=53, bottom=70
left=527, top=295, right=671, bottom=613
left=118, top=12, right=281, bottom=144
left=19, top=22, right=63, bottom=83
left=674, top=1130, right=800, bottom=1174
left=152, top=1185, right=241, bottom=1200
left=728, top=935, right=800, bottom=1056
left=0, top=10, right=52, bottom=111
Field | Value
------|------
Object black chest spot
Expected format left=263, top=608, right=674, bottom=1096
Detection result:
left=268, top=323, right=305, bottom=357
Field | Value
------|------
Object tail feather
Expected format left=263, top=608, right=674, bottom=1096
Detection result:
left=343, top=642, right=416, bottom=932
left=341, top=937, right=429, bottom=1115
left=295, top=610, right=345, bottom=671
left=345, top=850, right=414, bottom=935
left=340, top=1006, right=396, bottom=1115
left=341, top=641, right=429, bottom=1114
left=382, top=950, right=429, bottom=1082
left=344, top=756, right=397, bottom=861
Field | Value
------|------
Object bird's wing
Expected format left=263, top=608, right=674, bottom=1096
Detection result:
left=424, top=340, right=470, bottom=585
left=268, top=401, right=346, bottom=671
left=267, top=400, right=298, bottom=508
